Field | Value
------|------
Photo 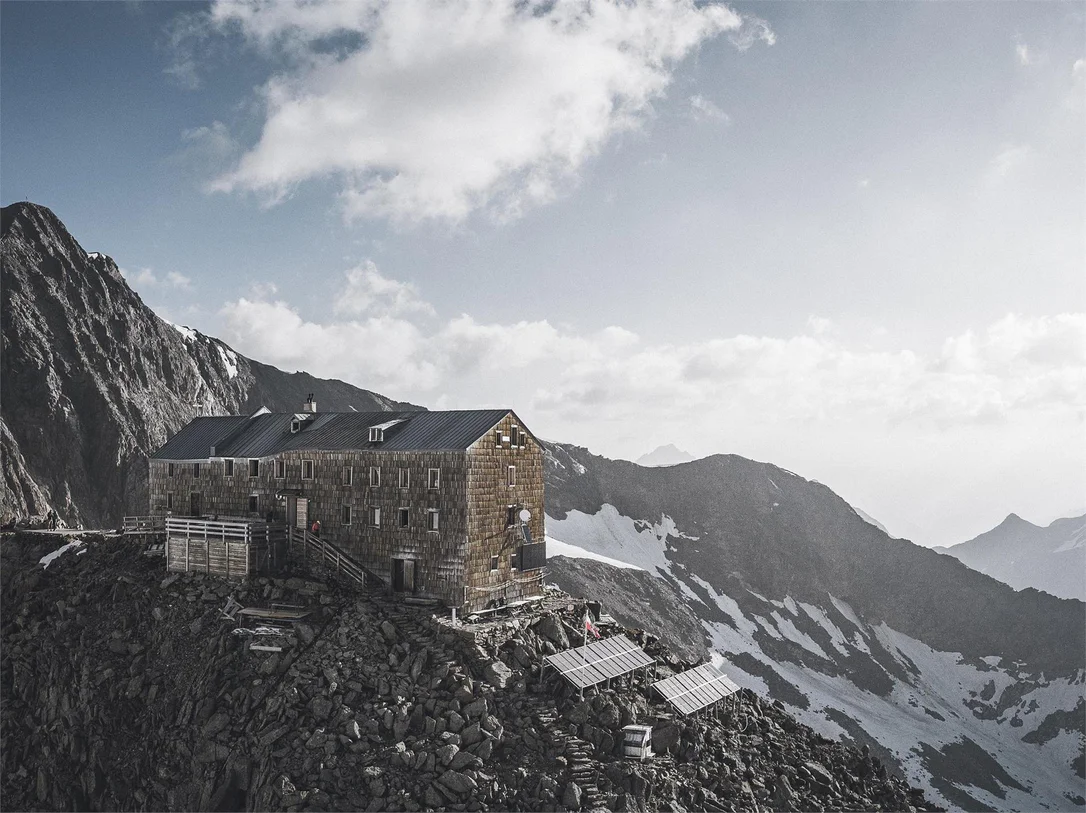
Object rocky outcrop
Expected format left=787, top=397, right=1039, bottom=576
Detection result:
left=1, top=202, right=420, bottom=528
left=1, top=531, right=940, bottom=812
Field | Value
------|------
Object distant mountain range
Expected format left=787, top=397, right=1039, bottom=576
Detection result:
left=1, top=202, right=419, bottom=527
left=635, top=443, right=696, bottom=467
left=936, top=513, right=1086, bottom=602
left=542, top=442, right=1085, bottom=811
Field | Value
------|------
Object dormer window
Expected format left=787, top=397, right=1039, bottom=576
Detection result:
left=369, top=427, right=384, bottom=443
left=291, top=419, right=301, bottom=434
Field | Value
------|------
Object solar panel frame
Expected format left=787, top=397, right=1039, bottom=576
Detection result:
left=652, top=663, right=740, bottom=715
left=544, top=634, right=655, bottom=690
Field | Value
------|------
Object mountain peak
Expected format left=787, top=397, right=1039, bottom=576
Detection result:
left=636, top=443, right=696, bottom=467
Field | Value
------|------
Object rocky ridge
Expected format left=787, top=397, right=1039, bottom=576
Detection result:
left=1, top=202, right=419, bottom=529
left=1, top=531, right=939, bottom=812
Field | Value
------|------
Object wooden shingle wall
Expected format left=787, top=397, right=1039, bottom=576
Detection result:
left=464, top=412, right=545, bottom=612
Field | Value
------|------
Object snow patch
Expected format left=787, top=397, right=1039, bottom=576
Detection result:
left=571, top=461, right=587, bottom=475
left=172, top=324, right=197, bottom=343
left=545, top=505, right=695, bottom=576
left=39, top=540, right=85, bottom=568
left=216, top=345, right=238, bottom=379
left=545, top=535, right=643, bottom=571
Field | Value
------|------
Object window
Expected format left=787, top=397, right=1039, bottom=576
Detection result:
left=506, top=505, right=517, bottom=528
left=192, top=462, right=201, bottom=478
left=495, top=429, right=502, bottom=447
left=343, top=505, right=352, bottom=525
left=490, top=555, right=499, bottom=571
left=302, top=460, right=314, bottom=480
left=427, top=468, right=440, bottom=489
left=370, top=506, right=381, bottom=527
left=290, top=418, right=301, bottom=434
left=248, top=495, right=259, bottom=514
left=168, top=462, right=175, bottom=477
left=369, top=426, right=384, bottom=442
left=275, top=459, right=285, bottom=479
left=369, top=466, right=381, bottom=487
left=507, top=465, right=516, bottom=487
left=398, top=468, right=409, bottom=489
left=510, top=552, right=518, bottom=570
left=511, top=426, right=520, bottom=447
left=166, top=492, right=174, bottom=511
left=344, top=466, right=354, bottom=486
left=398, top=507, right=410, bottom=528
left=249, top=459, right=259, bottom=477
left=427, top=508, right=440, bottom=532
left=224, top=459, right=234, bottom=477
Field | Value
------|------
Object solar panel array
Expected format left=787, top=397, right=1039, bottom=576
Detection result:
left=652, top=663, right=740, bottom=715
left=545, top=634, right=655, bottom=689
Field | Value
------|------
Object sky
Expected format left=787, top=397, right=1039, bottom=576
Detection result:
left=2, top=0, right=1083, bottom=546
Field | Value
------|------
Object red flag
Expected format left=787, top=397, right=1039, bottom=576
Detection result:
left=584, top=612, right=601, bottom=639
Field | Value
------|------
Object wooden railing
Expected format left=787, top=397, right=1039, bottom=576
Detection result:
left=165, top=516, right=282, bottom=544
left=287, top=526, right=377, bottom=588
left=122, top=515, right=166, bottom=534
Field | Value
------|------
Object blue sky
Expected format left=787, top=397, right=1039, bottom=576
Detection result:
left=3, top=1, right=1083, bottom=545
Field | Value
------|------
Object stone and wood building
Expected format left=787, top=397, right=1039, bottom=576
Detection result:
left=148, top=401, right=546, bottom=612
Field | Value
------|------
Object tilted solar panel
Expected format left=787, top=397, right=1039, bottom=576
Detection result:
left=652, top=663, right=740, bottom=715
left=544, top=634, right=655, bottom=689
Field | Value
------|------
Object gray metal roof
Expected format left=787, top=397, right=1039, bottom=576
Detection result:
left=151, top=409, right=515, bottom=459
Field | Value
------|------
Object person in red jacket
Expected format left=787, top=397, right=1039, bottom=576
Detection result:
left=310, top=519, right=321, bottom=537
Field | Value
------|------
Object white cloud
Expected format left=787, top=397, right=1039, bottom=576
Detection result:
left=334, top=261, right=435, bottom=317
left=217, top=264, right=1086, bottom=437
left=198, top=0, right=773, bottom=223
left=120, top=266, right=192, bottom=290
left=689, top=94, right=730, bottom=124
left=727, top=13, right=776, bottom=52
left=1016, top=42, right=1032, bottom=66
left=986, top=143, right=1035, bottom=183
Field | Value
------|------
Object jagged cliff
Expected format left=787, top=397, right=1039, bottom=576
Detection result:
left=1, top=203, right=419, bottom=528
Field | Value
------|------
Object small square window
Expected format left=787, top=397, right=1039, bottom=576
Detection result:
left=427, top=508, right=440, bottom=532
left=224, top=459, right=234, bottom=477
left=398, top=468, right=409, bottom=488
left=370, top=506, right=381, bottom=527
left=344, top=466, right=353, bottom=486
left=510, top=552, right=518, bottom=570
left=168, top=462, right=175, bottom=477
left=343, top=505, right=352, bottom=525
left=275, top=459, right=285, bottom=479
left=506, top=505, right=517, bottom=527
left=249, top=459, right=259, bottom=477
left=398, top=507, right=410, bottom=528
left=248, top=495, right=259, bottom=513
left=427, top=468, right=440, bottom=489
left=192, top=462, right=201, bottom=478
left=166, top=492, right=174, bottom=511
left=370, top=466, right=381, bottom=487
left=490, top=555, right=499, bottom=571
left=495, top=429, right=502, bottom=447
left=369, top=426, right=384, bottom=442
left=507, top=465, right=516, bottom=487
left=302, top=460, right=314, bottom=480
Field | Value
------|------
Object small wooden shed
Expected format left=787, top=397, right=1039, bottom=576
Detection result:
left=165, top=517, right=283, bottom=579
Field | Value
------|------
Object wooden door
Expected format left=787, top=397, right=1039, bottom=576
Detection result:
left=189, top=492, right=201, bottom=517
left=296, top=498, right=308, bottom=531
left=403, top=559, right=416, bottom=593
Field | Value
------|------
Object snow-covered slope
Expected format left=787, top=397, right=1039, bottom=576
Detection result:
left=939, top=513, right=1086, bottom=602
left=543, top=442, right=1085, bottom=811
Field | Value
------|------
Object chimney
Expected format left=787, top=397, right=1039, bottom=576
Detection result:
left=303, top=393, right=317, bottom=413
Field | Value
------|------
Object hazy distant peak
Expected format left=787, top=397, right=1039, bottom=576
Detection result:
left=636, top=443, right=696, bottom=467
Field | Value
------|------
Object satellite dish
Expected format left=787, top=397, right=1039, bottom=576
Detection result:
left=519, top=508, right=531, bottom=523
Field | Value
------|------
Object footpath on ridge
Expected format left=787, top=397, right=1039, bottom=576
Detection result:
left=1, top=531, right=941, bottom=812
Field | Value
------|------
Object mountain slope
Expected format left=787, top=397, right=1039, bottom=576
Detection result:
left=635, top=443, right=695, bottom=467
left=543, top=442, right=1085, bottom=811
left=938, top=513, right=1086, bottom=602
left=1, top=202, right=419, bottom=528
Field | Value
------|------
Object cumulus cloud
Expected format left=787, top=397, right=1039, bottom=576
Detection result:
left=192, top=0, right=772, bottom=222
left=217, top=264, right=1086, bottom=440
left=986, top=143, right=1035, bottom=183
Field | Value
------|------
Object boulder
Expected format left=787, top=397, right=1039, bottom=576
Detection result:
left=563, top=781, right=583, bottom=810
left=484, top=660, right=512, bottom=689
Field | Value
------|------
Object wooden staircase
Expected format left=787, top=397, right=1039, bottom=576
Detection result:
left=287, top=526, right=383, bottom=589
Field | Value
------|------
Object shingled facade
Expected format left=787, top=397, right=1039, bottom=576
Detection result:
left=148, top=405, right=546, bottom=612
